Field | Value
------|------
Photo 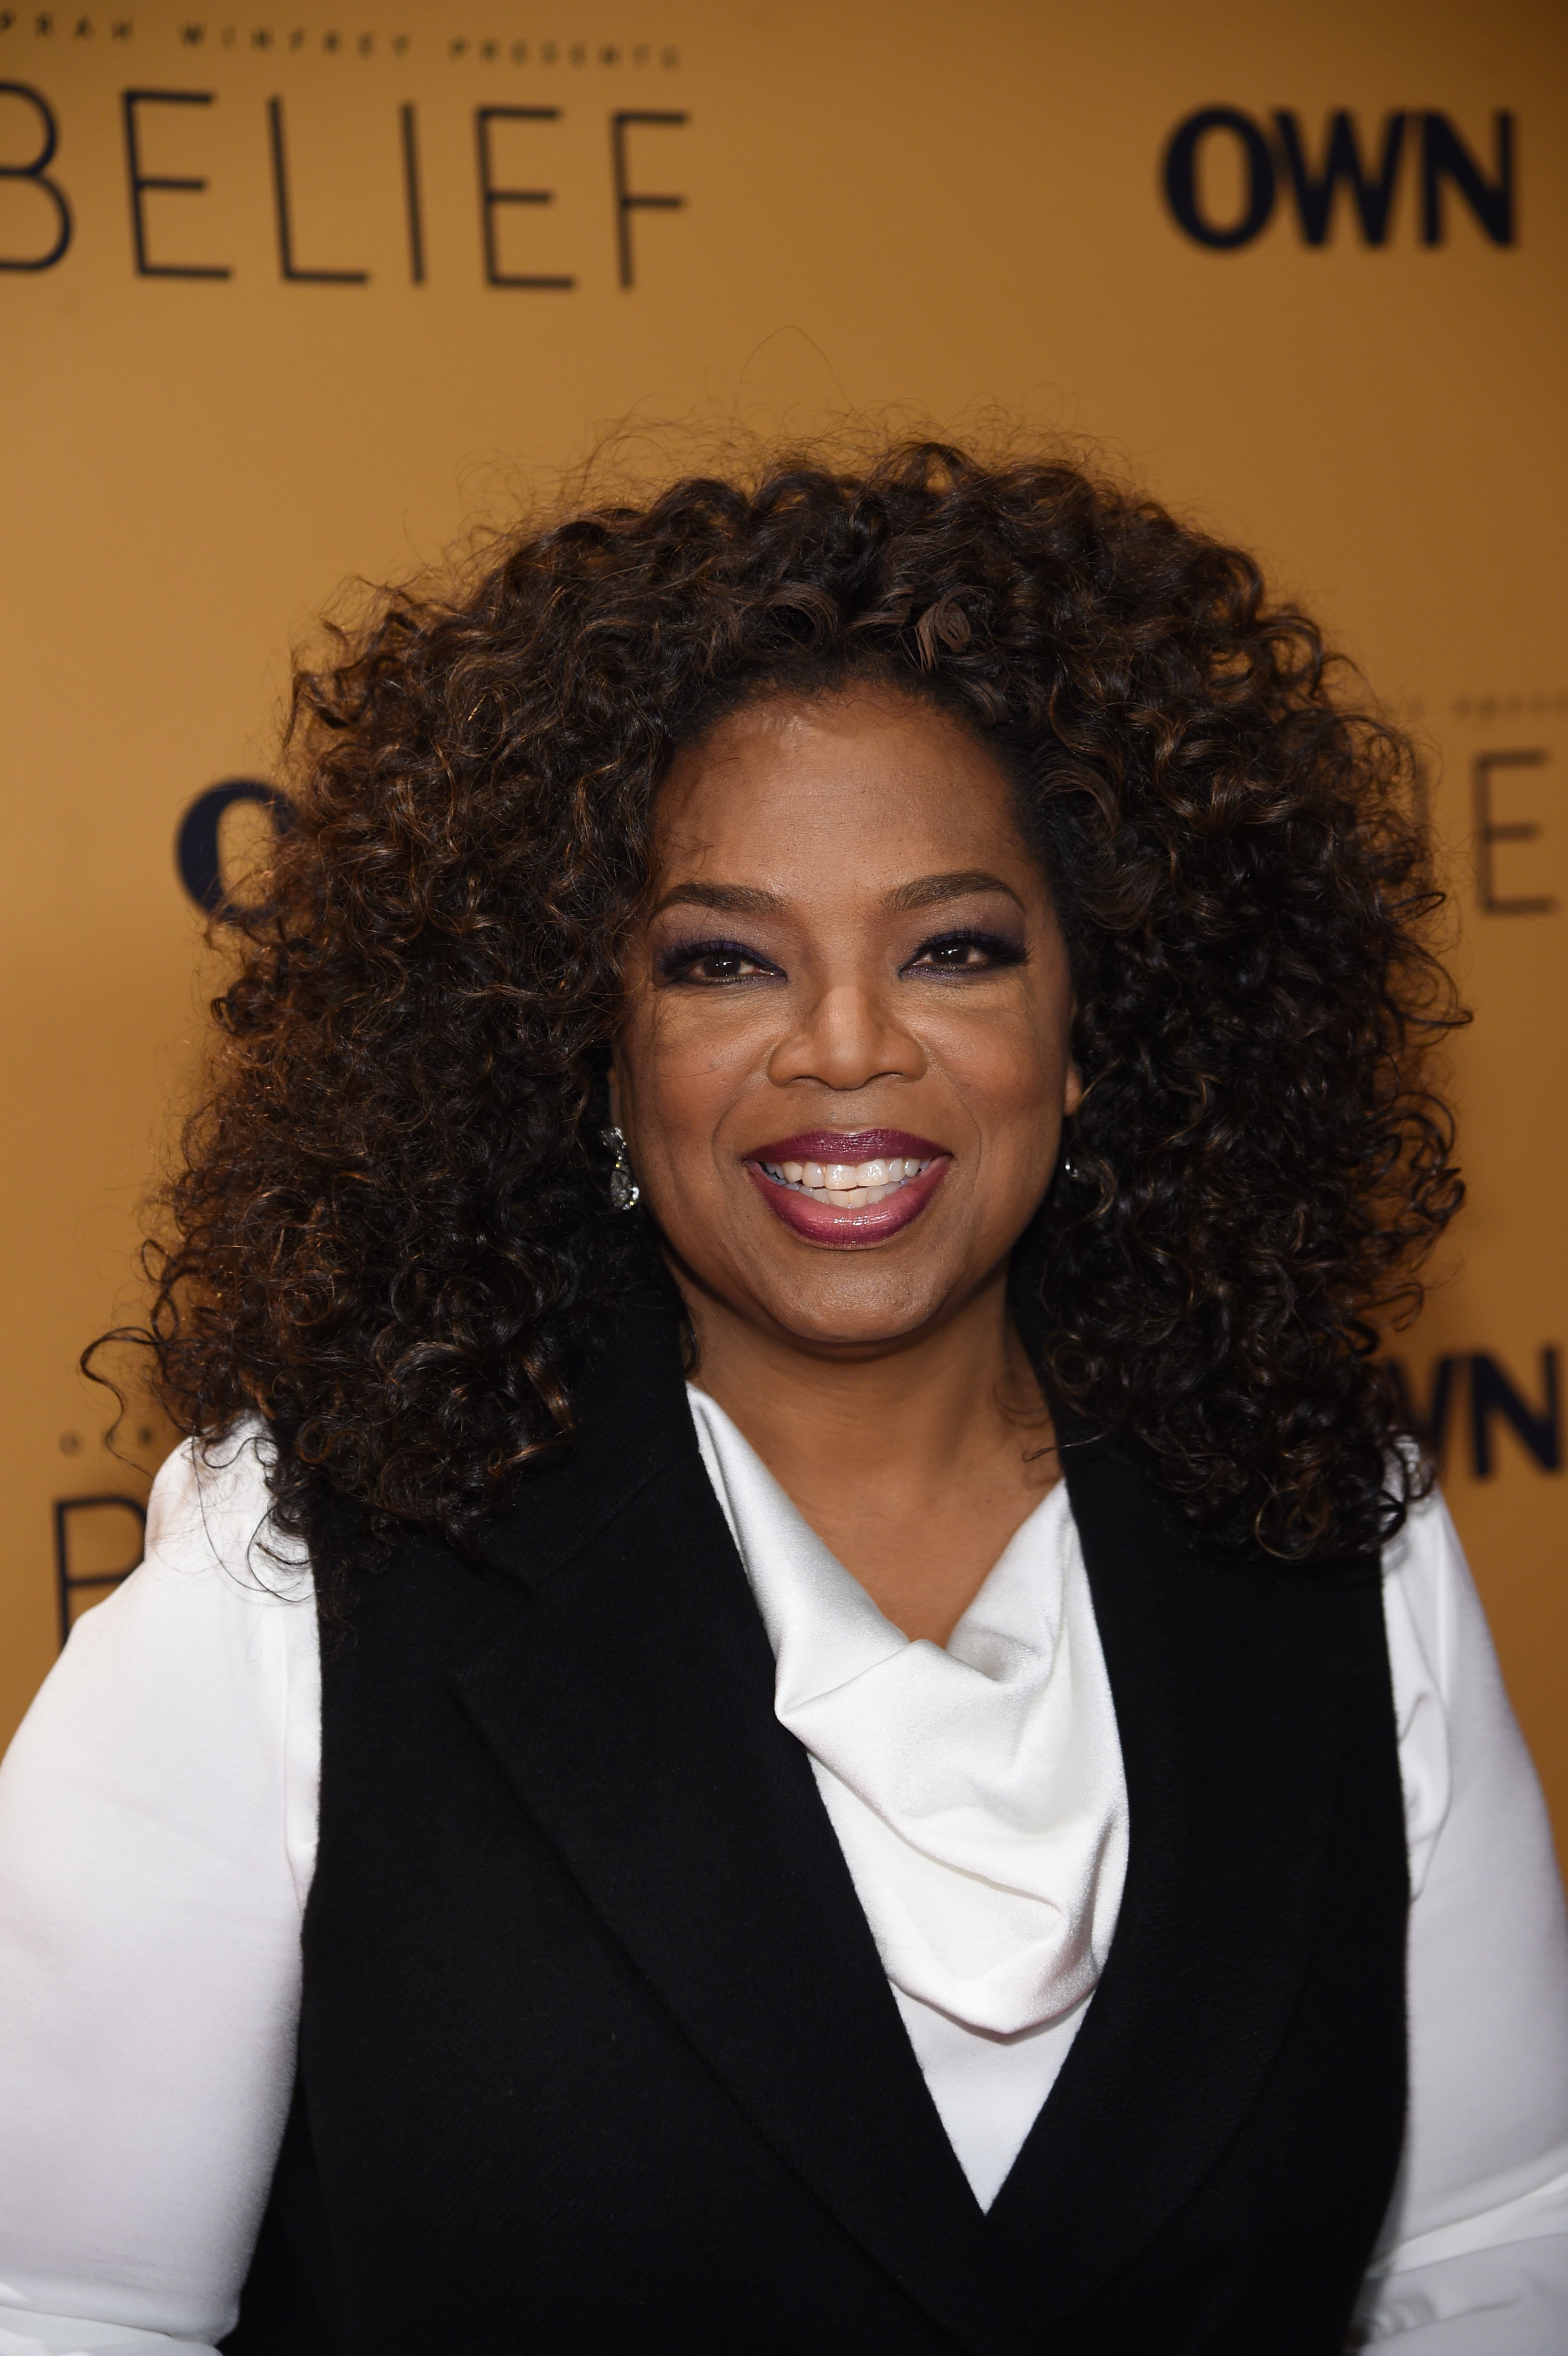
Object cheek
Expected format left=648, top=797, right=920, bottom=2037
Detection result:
left=924, top=999, right=1066, bottom=1126
left=620, top=997, right=766, bottom=1155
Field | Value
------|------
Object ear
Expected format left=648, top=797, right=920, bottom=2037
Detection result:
left=1064, top=1059, right=1085, bottom=1119
left=606, top=1058, right=623, bottom=1131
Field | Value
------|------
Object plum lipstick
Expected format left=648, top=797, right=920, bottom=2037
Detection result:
left=744, top=1129, right=950, bottom=1246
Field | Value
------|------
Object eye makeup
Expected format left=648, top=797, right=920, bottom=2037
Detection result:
left=655, top=936, right=782, bottom=985
left=903, top=927, right=1028, bottom=972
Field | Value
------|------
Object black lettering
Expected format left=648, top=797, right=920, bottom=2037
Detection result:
left=1274, top=110, right=1405, bottom=245
left=175, top=778, right=292, bottom=916
left=1473, top=749, right=1554, bottom=915
left=54, top=1494, right=145, bottom=1647
left=1421, top=110, right=1514, bottom=245
left=0, top=80, right=70, bottom=268
left=1384, top=1354, right=1459, bottom=1466
left=1162, top=106, right=1275, bottom=249
left=400, top=99, right=424, bottom=283
left=475, top=105, right=574, bottom=288
left=610, top=107, right=686, bottom=287
left=267, top=93, right=368, bottom=281
left=121, top=88, right=229, bottom=277
left=1470, top=1349, right=1561, bottom=1477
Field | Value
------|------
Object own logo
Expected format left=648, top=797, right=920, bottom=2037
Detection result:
left=1162, top=109, right=1514, bottom=249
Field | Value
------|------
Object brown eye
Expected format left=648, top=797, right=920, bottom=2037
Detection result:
left=905, top=930, right=1026, bottom=973
left=658, top=938, right=780, bottom=985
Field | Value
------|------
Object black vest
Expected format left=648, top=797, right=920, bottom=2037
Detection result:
left=226, top=1301, right=1408, bottom=2356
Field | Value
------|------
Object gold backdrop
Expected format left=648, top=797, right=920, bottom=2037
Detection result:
left=5, top=0, right=1566, bottom=1844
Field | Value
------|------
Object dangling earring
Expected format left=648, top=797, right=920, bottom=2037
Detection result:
left=602, top=1125, right=641, bottom=1211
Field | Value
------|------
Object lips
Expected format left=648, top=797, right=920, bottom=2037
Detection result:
left=744, top=1129, right=951, bottom=1247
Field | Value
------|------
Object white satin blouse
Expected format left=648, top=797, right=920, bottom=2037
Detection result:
left=0, top=1412, right=1566, bottom=2354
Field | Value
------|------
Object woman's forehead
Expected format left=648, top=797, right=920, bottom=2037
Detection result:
left=651, top=687, right=1037, bottom=895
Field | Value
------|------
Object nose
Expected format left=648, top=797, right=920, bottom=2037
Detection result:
left=765, top=977, right=926, bottom=1093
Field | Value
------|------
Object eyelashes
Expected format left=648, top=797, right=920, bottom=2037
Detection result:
left=655, top=938, right=779, bottom=984
left=654, top=928, right=1028, bottom=985
left=908, top=929, right=1027, bottom=972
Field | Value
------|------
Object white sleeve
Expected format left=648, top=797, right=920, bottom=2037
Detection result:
left=1354, top=1491, right=1568, bottom=2350
left=0, top=1428, right=320, bottom=2355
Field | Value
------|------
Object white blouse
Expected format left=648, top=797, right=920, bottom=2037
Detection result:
left=0, top=1416, right=1566, bottom=2354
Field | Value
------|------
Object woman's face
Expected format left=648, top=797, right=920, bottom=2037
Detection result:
left=612, top=687, right=1082, bottom=1356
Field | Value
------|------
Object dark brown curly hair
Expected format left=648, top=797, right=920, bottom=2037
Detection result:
left=103, top=438, right=1465, bottom=1571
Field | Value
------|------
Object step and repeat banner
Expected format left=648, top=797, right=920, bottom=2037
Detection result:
left=4, top=0, right=1566, bottom=1830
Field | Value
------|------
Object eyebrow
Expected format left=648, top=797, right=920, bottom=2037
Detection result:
left=650, top=881, right=784, bottom=918
left=650, top=870, right=1026, bottom=921
left=882, top=870, right=1026, bottom=915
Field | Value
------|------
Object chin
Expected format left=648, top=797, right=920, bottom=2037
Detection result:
left=757, top=1269, right=961, bottom=1353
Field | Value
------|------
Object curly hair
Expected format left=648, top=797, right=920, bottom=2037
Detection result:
left=103, top=438, right=1464, bottom=1571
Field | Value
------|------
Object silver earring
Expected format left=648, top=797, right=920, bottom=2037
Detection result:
left=602, top=1125, right=641, bottom=1212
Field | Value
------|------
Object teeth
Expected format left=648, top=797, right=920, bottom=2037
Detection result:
left=758, top=1153, right=933, bottom=1208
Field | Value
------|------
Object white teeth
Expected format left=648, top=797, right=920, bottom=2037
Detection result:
left=757, top=1152, right=933, bottom=1209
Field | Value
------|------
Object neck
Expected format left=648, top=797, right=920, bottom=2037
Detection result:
left=668, top=1263, right=1045, bottom=1536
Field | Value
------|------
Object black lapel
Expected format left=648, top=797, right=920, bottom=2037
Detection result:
left=986, top=1409, right=1386, bottom=2317
left=448, top=1300, right=1030, bottom=2356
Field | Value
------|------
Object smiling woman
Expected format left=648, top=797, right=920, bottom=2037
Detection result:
left=1, top=441, right=1566, bottom=2356
left=611, top=691, right=1081, bottom=1641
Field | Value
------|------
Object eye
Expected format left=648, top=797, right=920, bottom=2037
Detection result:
left=904, top=929, right=1026, bottom=974
left=657, top=938, right=782, bottom=986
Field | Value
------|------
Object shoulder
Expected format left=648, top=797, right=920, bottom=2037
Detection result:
left=1380, top=1483, right=1561, bottom=1907
left=1381, top=1483, right=1466, bottom=1694
left=1380, top=1482, right=1513, bottom=1731
left=136, top=1418, right=313, bottom=1600
left=8, top=1419, right=316, bottom=1784
left=1, top=1419, right=322, bottom=1911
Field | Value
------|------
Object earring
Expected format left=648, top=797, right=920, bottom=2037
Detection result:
left=602, top=1125, right=641, bottom=1212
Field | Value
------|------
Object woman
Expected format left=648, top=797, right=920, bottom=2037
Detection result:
left=1, top=442, right=1565, bottom=2355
